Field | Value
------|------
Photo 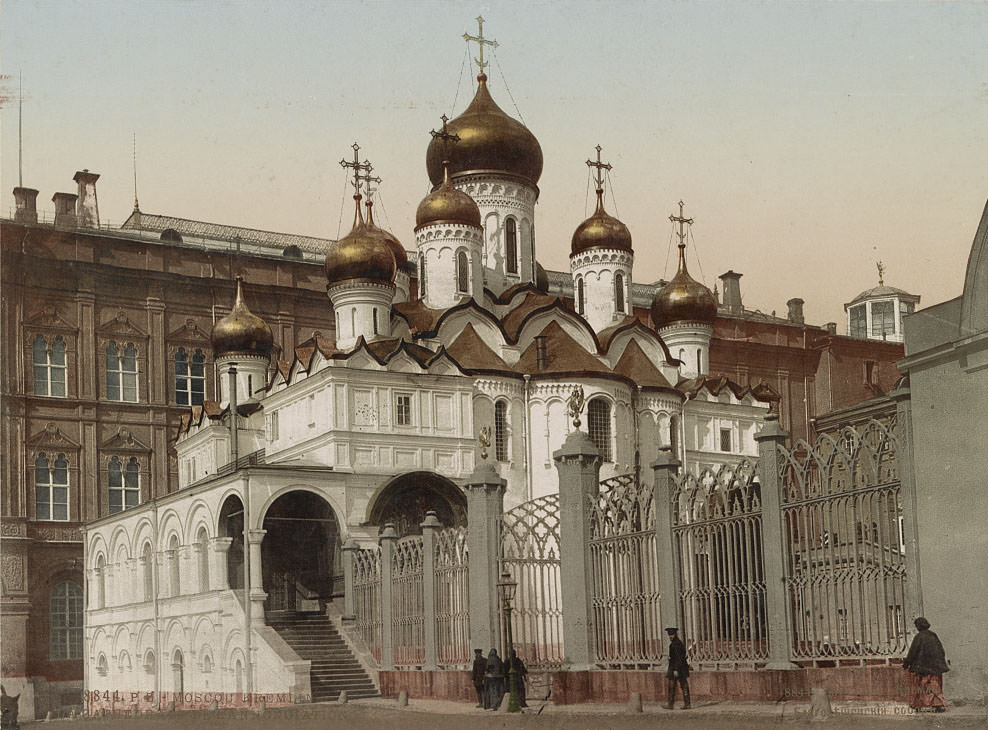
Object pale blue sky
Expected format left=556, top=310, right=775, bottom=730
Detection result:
left=3, top=0, right=987, bottom=327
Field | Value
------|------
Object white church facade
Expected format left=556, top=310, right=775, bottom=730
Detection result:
left=81, top=62, right=776, bottom=712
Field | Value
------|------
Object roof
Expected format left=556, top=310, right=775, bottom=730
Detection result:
left=446, top=323, right=511, bottom=372
left=514, top=320, right=612, bottom=376
left=848, top=284, right=920, bottom=307
left=612, top=339, right=674, bottom=390
left=121, top=210, right=335, bottom=254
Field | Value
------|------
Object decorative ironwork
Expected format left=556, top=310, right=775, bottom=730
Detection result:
left=434, top=526, right=470, bottom=667
left=588, top=473, right=662, bottom=666
left=391, top=535, right=425, bottom=666
left=352, top=547, right=383, bottom=663
left=567, top=386, right=585, bottom=428
left=500, top=494, right=563, bottom=670
left=672, top=460, right=768, bottom=664
left=780, top=420, right=907, bottom=661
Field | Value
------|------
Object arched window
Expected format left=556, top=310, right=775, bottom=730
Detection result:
left=33, top=335, right=66, bottom=397
left=143, top=649, right=156, bottom=675
left=95, top=554, right=106, bottom=609
left=50, top=581, right=83, bottom=660
left=106, top=342, right=138, bottom=402
left=35, top=453, right=69, bottom=521
left=494, top=400, right=509, bottom=462
left=697, top=348, right=703, bottom=374
left=108, top=456, right=140, bottom=515
left=456, top=251, right=469, bottom=294
left=505, top=218, right=518, bottom=274
left=201, top=654, right=212, bottom=674
left=577, top=278, right=585, bottom=315
left=97, top=653, right=109, bottom=677
left=615, top=272, right=625, bottom=313
left=197, top=528, right=210, bottom=593
left=587, top=398, right=612, bottom=462
left=419, top=256, right=427, bottom=299
left=175, top=348, right=205, bottom=406
left=235, top=658, right=244, bottom=693
left=669, top=415, right=680, bottom=456
left=350, top=308, right=356, bottom=337
left=372, top=308, right=379, bottom=335
left=142, top=542, right=154, bottom=602
left=172, top=649, right=184, bottom=697
left=168, top=535, right=181, bottom=597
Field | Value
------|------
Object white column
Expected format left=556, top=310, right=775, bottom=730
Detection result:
left=210, top=537, right=234, bottom=591
left=247, top=529, right=267, bottom=626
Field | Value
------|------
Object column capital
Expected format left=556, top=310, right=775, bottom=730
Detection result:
left=378, top=523, right=397, bottom=543
left=463, top=462, right=507, bottom=492
left=754, top=414, right=789, bottom=444
left=420, top=510, right=441, bottom=531
left=650, top=446, right=680, bottom=472
left=552, top=429, right=600, bottom=464
left=341, top=538, right=361, bottom=553
left=247, top=528, right=267, bottom=544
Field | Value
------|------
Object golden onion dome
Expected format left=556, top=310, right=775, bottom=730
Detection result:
left=415, top=161, right=482, bottom=230
left=211, top=277, right=274, bottom=357
left=365, top=200, right=410, bottom=271
left=651, top=246, right=718, bottom=327
left=324, top=195, right=397, bottom=287
left=425, top=73, right=543, bottom=187
left=571, top=188, right=632, bottom=255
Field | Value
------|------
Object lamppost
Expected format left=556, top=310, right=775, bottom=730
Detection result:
left=497, top=569, right=520, bottom=713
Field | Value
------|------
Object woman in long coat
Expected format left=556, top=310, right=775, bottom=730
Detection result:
left=903, top=617, right=949, bottom=712
left=484, top=649, right=505, bottom=710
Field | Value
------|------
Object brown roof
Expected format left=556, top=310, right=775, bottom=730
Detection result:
left=446, top=323, right=511, bottom=373
left=596, top=315, right=640, bottom=350
left=514, top=320, right=612, bottom=376
left=394, top=299, right=449, bottom=335
left=612, top=339, right=674, bottom=390
left=501, top=292, right=564, bottom=341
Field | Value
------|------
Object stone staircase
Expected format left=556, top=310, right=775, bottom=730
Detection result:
left=267, top=612, right=379, bottom=702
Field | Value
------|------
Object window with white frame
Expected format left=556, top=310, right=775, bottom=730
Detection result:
left=175, top=347, right=205, bottom=406
left=494, top=400, right=509, bottom=462
left=870, top=300, right=895, bottom=338
left=395, top=393, right=412, bottom=426
left=106, top=342, right=138, bottom=401
left=49, top=580, right=83, bottom=660
left=719, top=428, right=732, bottom=452
left=848, top=304, right=867, bottom=338
left=35, top=453, right=69, bottom=521
left=108, top=456, right=140, bottom=514
left=33, top=334, right=67, bottom=397
left=587, top=397, right=612, bottom=461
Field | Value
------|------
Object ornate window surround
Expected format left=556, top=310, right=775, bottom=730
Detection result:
left=26, top=423, right=81, bottom=522
left=24, top=303, right=78, bottom=399
left=167, top=318, right=213, bottom=405
left=96, top=311, right=148, bottom=404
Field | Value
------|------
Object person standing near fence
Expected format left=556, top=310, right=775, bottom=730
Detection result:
left=509, top=649, right=528, bottom=708
left=472, top=648, right=487, bottom=708
left=664, top=627, right=691, bottom=710
left=484, top=648, right=505, bottom=710
left=903, top=617, right=949, bottom=713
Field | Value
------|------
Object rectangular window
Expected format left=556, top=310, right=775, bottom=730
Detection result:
left=720, top=428, right=732, bottom=452
left=494, top=401, right=509, bottom=462
left=848, top=304, right=867, bottom=338
left=33, top=335, right=67, bottom=397
left=395, top=394, right=412, bottom=427
left=870, top=300, right=895, bottom=338
left=107, top=342, right=139, bottom=402
left=35, top=454, right=69, bottom=521
left=50, top=581, right=83, bottom=660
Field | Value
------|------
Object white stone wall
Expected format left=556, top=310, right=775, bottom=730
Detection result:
left=329, top=281, right=395, bottom=350
left=416, top=223, right=484, bottom=309
left=216, top=355, right=268, bottom=406
left=570, top=249, right=634, bottom=334
left=658, top=322, right=713, bottom=378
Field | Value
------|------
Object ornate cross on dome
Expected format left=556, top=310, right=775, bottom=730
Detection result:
left=339, top=142, right=373, bottom=193
left=360, top=171, right=382, bottom=201
left=463, top=16, right=498, bottom=75
left=430, top=114, right=461, bottom=164
left=669, top=200, right=694, bottom=249
left=586, top=144, right=612, bottom=191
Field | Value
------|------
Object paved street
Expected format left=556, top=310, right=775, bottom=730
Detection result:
left=30, top=699, right=988, bottom=730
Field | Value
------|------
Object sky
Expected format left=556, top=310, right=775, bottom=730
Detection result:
left=2, top=0, right=987, bottom=328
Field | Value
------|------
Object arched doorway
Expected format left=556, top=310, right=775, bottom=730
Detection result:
left=218, top=495, right=245, bottom=590
left=367, top=471, right=467, bottom=537
left=261, top=491, right=341, bottom=614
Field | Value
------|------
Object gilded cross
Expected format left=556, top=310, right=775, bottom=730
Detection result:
left=669, top=200, right=694, bottom=247
left=361, top=171, right=382, bottom=202
left=430, top=114, right=461, bottom=162
left=463, top=16, right=498, bottom=75
left=339, top=142, right=373, bottom=193
left=586, top=144, right=612, bottom=190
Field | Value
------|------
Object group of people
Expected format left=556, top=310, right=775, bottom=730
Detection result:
left=472, top=648, right=528, bottom=710
left=467, top=618, right=950, bottom=714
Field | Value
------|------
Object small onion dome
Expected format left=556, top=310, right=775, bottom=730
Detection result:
left=324, top=194, right=397, bottom=286
left=535, top=262, right=549, bottom=292
left=365, top=199, right=409, bottom=271
left=211, top=277, right=274, bottom=357
left=570, top=188, right=632, bottom=255
left=415, top=161, right=482, bottom=230
left=651, top=246, right=718, bottom=327
left=425, top=73, right=543, bottom=187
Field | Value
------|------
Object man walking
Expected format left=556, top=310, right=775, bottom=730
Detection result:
left=664, top=627, right=691, bottom=710
left=472, top=648, right=487, bottom=708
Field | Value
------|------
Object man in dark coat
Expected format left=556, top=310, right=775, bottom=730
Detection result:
left=903, top=617, right=949, bottom=712
left=472, top=648, right=488, bottom=708
left=664, top=627, right=691, bottom=710
left=484, top=648, right=505, bottom=710
left=509, top=649, right=528, bottom=708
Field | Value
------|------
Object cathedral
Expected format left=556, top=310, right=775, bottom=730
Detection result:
left=81, top=49, right=777, bottom=707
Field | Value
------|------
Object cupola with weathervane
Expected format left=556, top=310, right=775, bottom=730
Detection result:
left=844, top=261, right=919, bottom=343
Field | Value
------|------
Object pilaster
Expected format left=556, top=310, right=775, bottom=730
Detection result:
left=651, top=447, right=682, bottom=633
left=463, top=461, right=506, bottom=654
left=378, top=524, right=397, bottom=670
left=420, top=511, right=440, bottom=670
left=247, top=528, right=267, bottom=626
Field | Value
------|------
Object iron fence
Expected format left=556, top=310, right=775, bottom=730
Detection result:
left=434, top=526, right=470, bottom=666
left=352, top=547, right=383, bottom=663
left=391, top=535, right=425, bottom=666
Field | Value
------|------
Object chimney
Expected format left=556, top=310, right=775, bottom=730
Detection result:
left=52, top=192, right=79, bottom=228
left=825, top=322, right=837, bottom=335
left=786, top=298, right=805, bottom=325
left=719, top=270, right=743, bottom=315
left=73, top=169, right=100, bottom=227
left=13, top=187, right=39, bottom=224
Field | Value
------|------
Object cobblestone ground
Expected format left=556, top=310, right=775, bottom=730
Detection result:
left=29, top=700, right=988, bottom=730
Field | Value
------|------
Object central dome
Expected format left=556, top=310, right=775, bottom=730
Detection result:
left=426, top=74, right=542, bottom=187
left=571, top=189, right=632, bottom=255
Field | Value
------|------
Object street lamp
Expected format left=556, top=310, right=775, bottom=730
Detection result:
left=497, top=569, right=520, bottom=713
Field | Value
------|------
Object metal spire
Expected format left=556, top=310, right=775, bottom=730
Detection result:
left=132, top=132, right=140, bottom=212
left=463, top=16, right=498, bottom=76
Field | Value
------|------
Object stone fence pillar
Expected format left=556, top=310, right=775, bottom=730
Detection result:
left=651, top=447, right=682, bottom=635
left=341, top=539, right=359, bottom=620
left=463, top=461, right=506, bottom=654
left=421, top=511, right=440, bottom=670
left=891, top=382, right=924, bottom=627
left=754, top=414, right=798, bottom=669
left=379, top=524, right=397, bottom=671
left=553, top=428, right=601, bottom=669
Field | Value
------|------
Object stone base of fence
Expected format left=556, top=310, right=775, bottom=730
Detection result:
left=379, top=670, right=475, bottom=702
left=551, top=666, right=911, bottom=704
